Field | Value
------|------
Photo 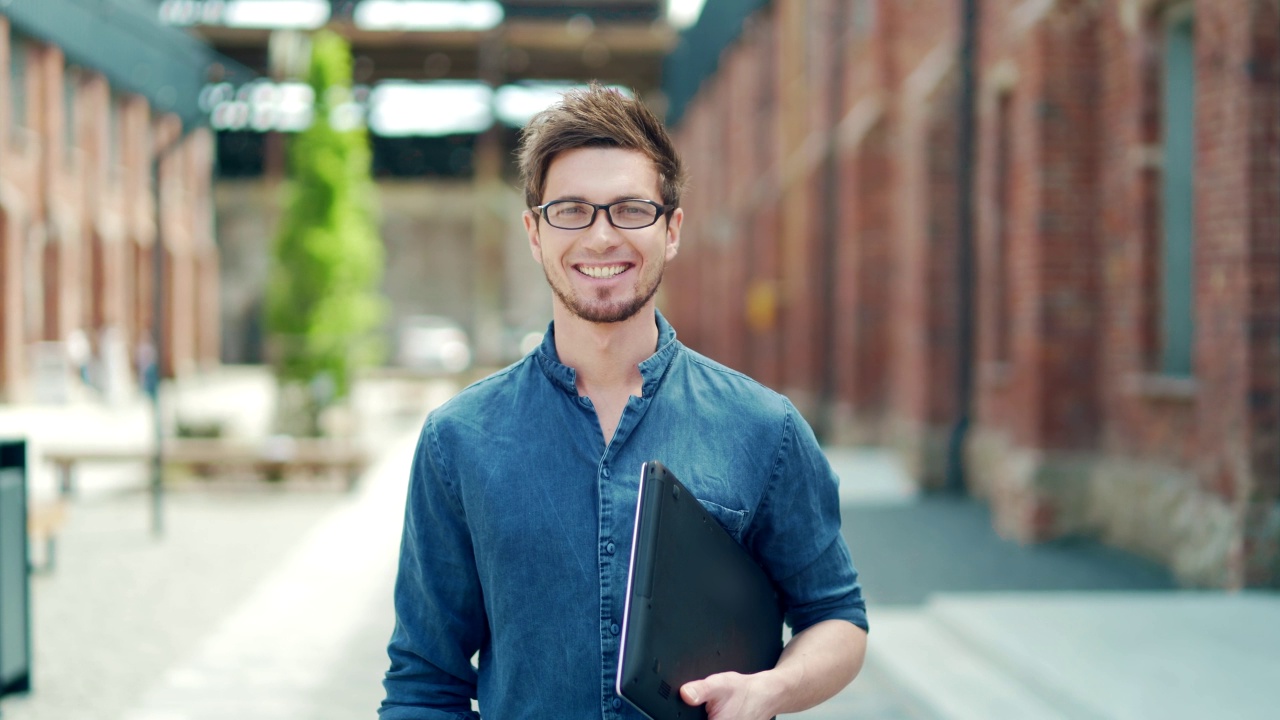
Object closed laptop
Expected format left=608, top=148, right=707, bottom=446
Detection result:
left=616, top=460, right=783, bottom=720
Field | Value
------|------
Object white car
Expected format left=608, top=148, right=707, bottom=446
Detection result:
left=396, top=316, right=472, bottom=374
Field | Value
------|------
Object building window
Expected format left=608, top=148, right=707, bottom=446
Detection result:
left=108, top=92, right=123, bottom=182
left=992, top=90, right=1015, bottom=364
left=64, top=66, right=80, bottom=166
left=9, top=35, right=27, bottom=142
left=851, top=0, right=876, bottom=36
left=1158, top=7, right=1195, bottom=376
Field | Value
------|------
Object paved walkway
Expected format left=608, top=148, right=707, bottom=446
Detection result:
left=3, top=370, right=1278, bottom=719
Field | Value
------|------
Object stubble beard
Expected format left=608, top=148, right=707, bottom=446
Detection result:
left=545, top=262, right=665, bottom=324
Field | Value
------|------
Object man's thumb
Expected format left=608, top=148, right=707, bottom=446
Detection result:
left=680, top=681, right=706, bottom=706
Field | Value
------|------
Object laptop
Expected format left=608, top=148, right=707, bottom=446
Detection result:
left=616, top=460, right=783, bottom=720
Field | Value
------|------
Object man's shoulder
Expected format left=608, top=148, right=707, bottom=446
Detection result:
left=673, top=345, right=793, bottom=418
left=427, top=355, right=538, bottom=426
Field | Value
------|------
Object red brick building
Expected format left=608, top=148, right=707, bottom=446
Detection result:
left=0, top=5, right=227, bottom=403
left=662, top=0, right=1279, bottom=588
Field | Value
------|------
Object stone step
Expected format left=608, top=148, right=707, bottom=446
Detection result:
left=871, top=592, right=1280, bottom=720
left=926, top=592, right=1280, bottom=720
left=869, top=607, right=1080, bottom=720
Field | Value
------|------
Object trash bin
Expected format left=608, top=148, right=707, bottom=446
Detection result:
left=0, top=439, right=31, bottom=697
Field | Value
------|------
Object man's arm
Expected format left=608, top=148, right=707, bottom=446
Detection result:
left=380, top=418, right=484, bottom=719
left=679, top=619, right=867, bottom=719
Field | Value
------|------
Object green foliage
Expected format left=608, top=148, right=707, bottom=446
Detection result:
left=265, top=30, right=386, bottom=432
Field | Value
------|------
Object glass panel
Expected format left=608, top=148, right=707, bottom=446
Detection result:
left=1160, top=15, right=1195, bottom=376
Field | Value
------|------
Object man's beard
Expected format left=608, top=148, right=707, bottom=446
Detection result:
left=545, top=263, right=664, bottom=324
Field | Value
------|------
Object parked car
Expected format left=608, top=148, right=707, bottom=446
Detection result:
left=396, top=315, right=472, bottom=374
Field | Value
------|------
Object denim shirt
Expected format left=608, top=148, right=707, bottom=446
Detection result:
left=381, top=311, right=867, bottom=720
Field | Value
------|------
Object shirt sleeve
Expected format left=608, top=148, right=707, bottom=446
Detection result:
left=380, top=417, right=486, bottom=719
left=746, top=400, right=869, bottom=635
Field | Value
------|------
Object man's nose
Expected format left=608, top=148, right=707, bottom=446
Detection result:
left=581, top=208, right=621, bottom=249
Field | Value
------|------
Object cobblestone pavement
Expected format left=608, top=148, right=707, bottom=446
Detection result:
left=0, top=489, right=349, bottom=720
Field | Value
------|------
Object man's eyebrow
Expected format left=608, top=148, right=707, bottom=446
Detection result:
left=547, top=194, right=655, bottom=204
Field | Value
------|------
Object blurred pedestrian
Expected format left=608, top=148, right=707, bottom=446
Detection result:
left=136, top=339, right=159, bottom=400
left=381, top=85, right=868, bottom=720
left=66, top=328, right=92, bottom=390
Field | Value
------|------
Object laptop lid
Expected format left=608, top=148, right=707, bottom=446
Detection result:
left=616, top=460, right=783, bottom=720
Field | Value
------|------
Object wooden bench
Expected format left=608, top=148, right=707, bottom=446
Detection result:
left=43, top=437, right=371, bottom=496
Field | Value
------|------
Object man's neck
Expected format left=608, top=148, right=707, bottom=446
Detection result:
left=552, top=304, right=659, bottom=397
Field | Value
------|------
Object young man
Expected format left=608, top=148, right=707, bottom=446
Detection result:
left=381, top=86, right=868, bottom=720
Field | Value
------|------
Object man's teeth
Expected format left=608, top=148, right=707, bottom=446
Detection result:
left=579, top=265, right=627, bottom=279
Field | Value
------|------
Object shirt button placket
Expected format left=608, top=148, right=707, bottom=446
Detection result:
left=600, top=460, right=616, bottom=718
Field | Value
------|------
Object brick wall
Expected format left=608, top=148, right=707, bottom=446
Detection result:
left=0, top=18, right=218, bottom=402
left=666, top=0, right=1280, bottom=587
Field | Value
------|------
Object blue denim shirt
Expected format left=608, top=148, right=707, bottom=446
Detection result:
left=381, top=311, right=867, bottom=719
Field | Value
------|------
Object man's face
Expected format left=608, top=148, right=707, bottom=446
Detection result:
left=523, top=147, right=682, bottom=324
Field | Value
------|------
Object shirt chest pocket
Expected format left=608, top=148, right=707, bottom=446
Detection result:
left=696, top=499, right=749, bottom=543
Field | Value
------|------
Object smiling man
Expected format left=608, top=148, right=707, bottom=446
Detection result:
left=380, top=85, right=868, bottom=720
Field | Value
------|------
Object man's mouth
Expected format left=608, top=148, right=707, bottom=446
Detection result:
left=576, top=264, right=630, bottom=279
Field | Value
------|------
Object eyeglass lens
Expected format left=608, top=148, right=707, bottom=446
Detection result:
left=544, top=201, right=660, bottom=229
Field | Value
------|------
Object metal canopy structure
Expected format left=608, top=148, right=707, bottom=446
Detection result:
left=663, top=0, right=770, bottom=126
left=189, top=0, right=674, bottom=93
left=3, top=0, right=254, bottom=129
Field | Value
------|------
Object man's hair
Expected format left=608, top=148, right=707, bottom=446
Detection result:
left=517, top=84, right=687, bottom=211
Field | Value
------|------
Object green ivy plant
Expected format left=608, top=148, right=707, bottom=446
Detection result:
left=265, top=30, right=386, bottom=437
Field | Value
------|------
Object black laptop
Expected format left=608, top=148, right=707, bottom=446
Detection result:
left=616, top=461, right=784, bottom=720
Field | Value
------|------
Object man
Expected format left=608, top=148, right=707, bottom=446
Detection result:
left=381, top=85, right=868, bottom=720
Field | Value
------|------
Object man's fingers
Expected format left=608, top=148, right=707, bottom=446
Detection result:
left=680, top=672, right=742, bottom=707
left=680, top=680, right=706, bottom=706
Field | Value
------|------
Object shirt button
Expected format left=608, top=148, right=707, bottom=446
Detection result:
left=605, top=541, right=616, bottom=555
left=612, top=697, right=622, bottom=709
left=602, top=467, right=611, bottom=478
left=610, top=623, right=620, bottom=635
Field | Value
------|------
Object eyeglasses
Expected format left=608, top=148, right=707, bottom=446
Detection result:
left=535, top=199, right=672, bottom=230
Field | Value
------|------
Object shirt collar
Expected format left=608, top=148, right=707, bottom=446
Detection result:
left=535, top=309, right=680, bottom=398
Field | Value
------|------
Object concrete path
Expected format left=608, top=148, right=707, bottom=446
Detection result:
left=117, top=431, right=414, bottom=720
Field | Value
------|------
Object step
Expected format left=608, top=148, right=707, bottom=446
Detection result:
left=928, top=592, right=1280, bottom=720
left=868, top=608, right=1079, bottom=720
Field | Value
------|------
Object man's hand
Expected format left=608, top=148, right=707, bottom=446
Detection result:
left=681, top=619, right=868, bottom=719
left=680, top=671, right=780, bottom=720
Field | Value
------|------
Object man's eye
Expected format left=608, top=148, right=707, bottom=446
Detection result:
left=555, top=205, right=586, bottom=216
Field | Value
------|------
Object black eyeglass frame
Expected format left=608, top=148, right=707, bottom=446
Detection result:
left=534, top=199, right=674, bottom=230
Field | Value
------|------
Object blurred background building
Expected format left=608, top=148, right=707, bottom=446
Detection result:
left=662, top=0, right=1279, bottom=589
left=1, top=0, right=248, bottom=404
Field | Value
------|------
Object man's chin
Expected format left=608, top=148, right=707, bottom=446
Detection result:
left=570, top=302, right=645, bottom=324
left=557, top=291, right=651, bottom=324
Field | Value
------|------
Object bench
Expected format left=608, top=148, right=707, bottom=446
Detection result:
left=43, top=437, right=371, bottom=496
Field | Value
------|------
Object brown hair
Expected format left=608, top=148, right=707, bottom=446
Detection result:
left=517, top=84, right=687, bottom=211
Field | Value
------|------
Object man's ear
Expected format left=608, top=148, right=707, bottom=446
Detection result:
left=523, top=210, right=542, bottom=263
left=664, top=207, right=683, bottom=261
